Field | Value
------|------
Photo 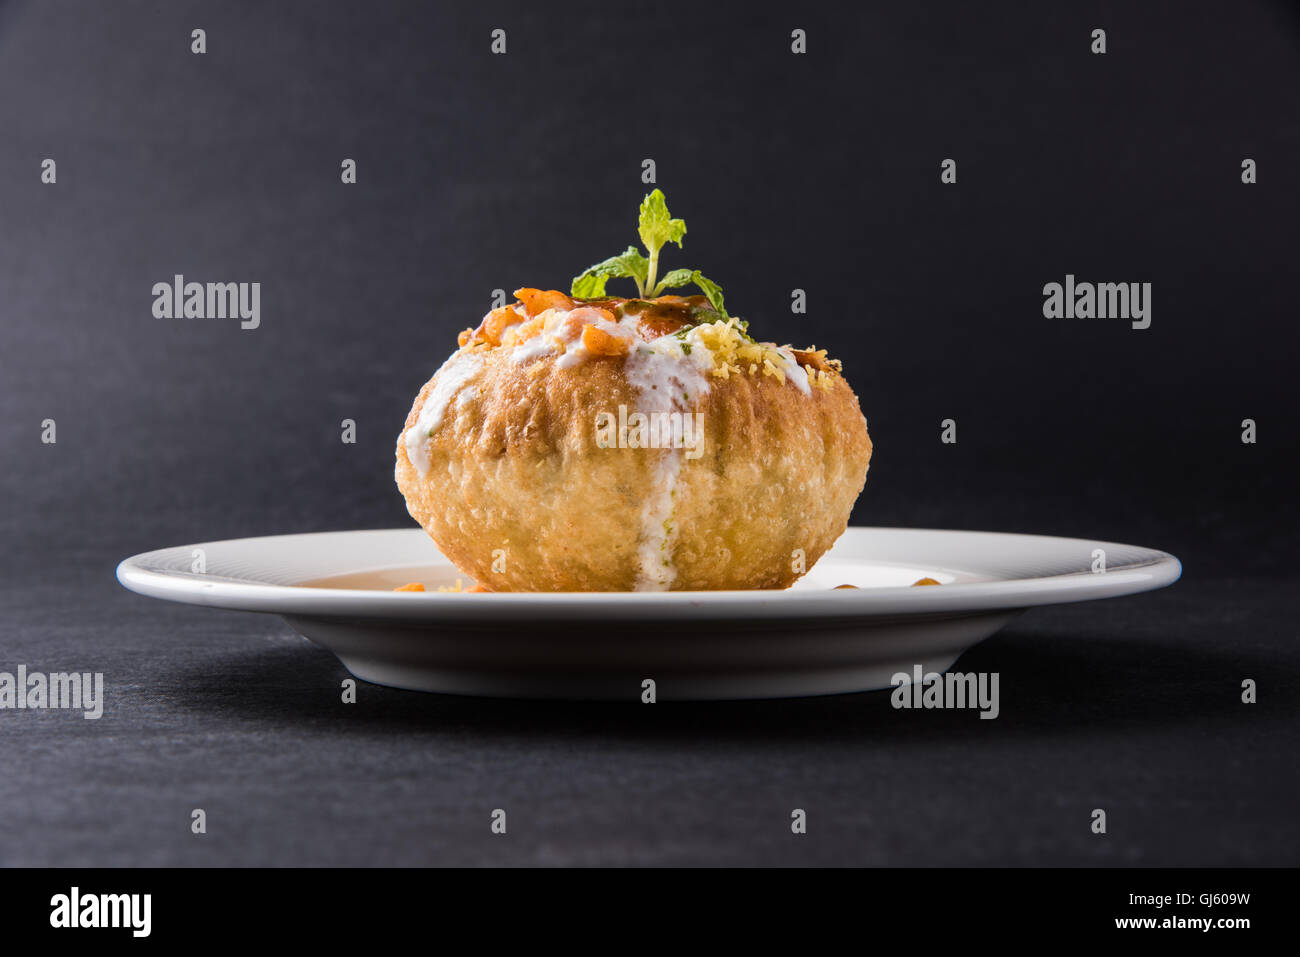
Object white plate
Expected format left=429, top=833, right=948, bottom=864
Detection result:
left=116, top=527, right=1180, bottom=700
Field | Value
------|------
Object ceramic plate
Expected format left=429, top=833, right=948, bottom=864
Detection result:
left=116, top=527, right=1180, bottom=700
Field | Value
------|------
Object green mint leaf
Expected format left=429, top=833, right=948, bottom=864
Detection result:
left=571, top=273, right=608, bottom=298
left=652, top=268, right=695, bottom=294
left=637, top=189, right=687, bottom=255
left=654, top=267, right=729, bottom=318
left=688, top=271, right=727, bottom=317
left=638, top=189, right=686, bottom=293
left=571, top=246, right=649, bottom=298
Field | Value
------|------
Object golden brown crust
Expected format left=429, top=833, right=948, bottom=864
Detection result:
left=395, top=346, right=871, bottom=591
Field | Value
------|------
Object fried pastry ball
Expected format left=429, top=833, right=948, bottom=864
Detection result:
left=395, top=291, right=871, bottom=591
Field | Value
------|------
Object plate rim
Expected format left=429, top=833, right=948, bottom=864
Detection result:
left=115, top=526, right=1182, bottom=621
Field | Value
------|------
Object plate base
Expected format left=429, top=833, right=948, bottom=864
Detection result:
left=285, top=609, right=1021, bottom=700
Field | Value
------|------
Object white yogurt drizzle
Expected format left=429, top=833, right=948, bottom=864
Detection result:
left=623, top=328, right=715, bottom=590
left=635, top=448, right=685, bottom=590
left=403, top=348, right=487, bottom=475
left=512, top=334, right=563, bottom=364
left=771, top=345, right=812, bottom=395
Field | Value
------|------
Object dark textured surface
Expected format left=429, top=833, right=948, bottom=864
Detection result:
left=0, top=0, right=1297, bottom=866
left=2, top=572, right=1296, bottom=866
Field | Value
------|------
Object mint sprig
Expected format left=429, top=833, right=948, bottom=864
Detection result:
left=571, top=189, right=728, bottom=316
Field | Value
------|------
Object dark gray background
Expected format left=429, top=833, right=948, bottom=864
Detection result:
left=0, top=0, right=1296, bottom=865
